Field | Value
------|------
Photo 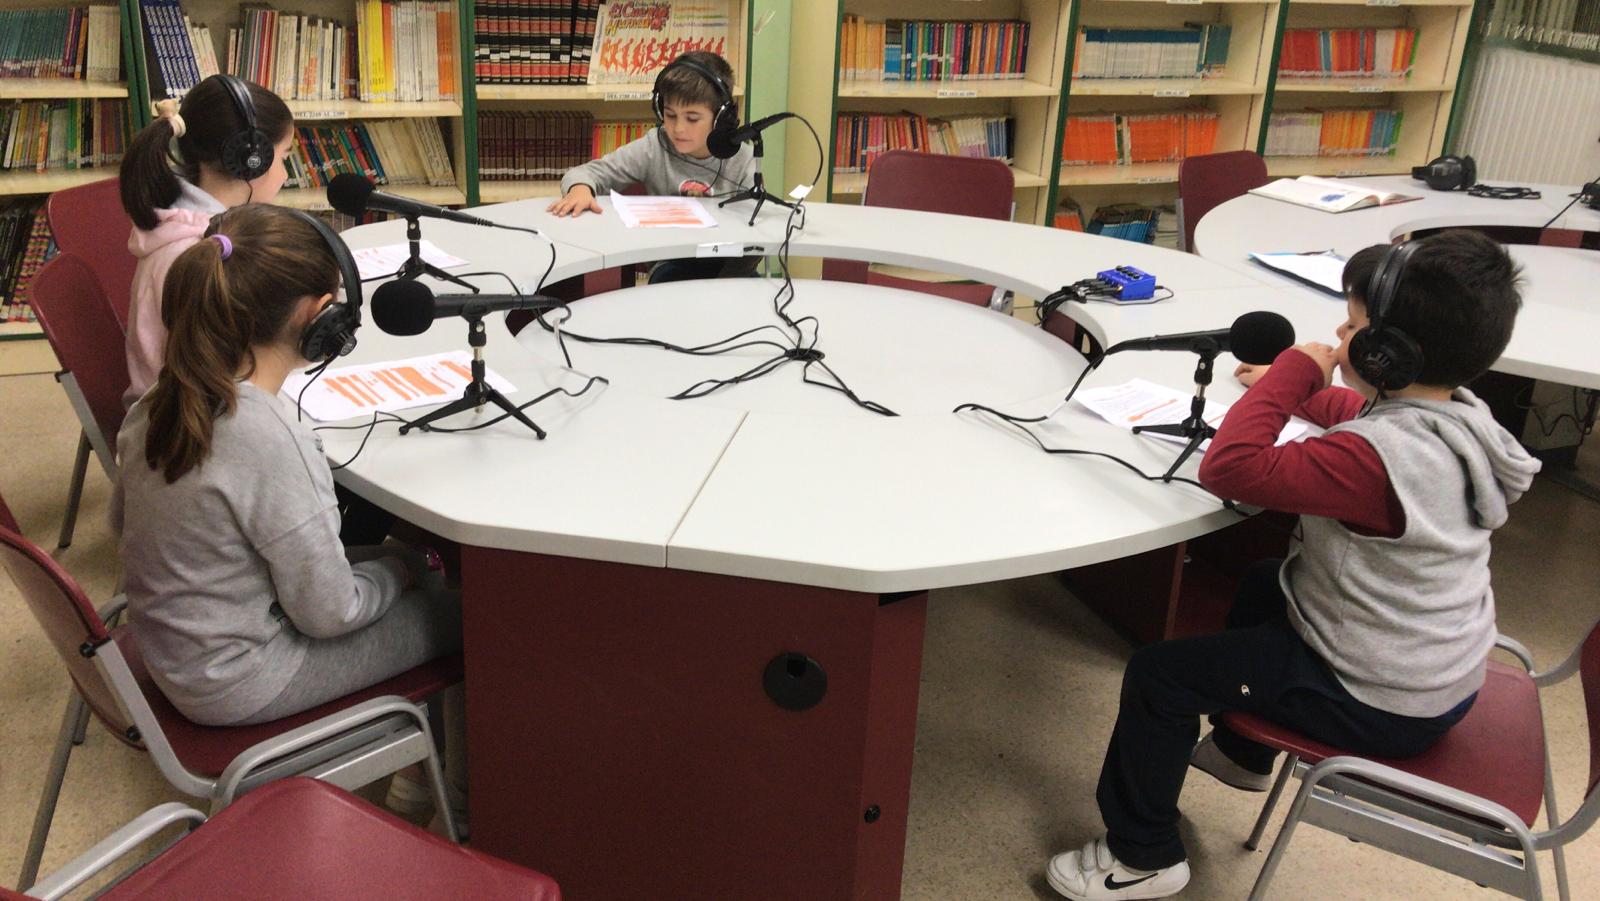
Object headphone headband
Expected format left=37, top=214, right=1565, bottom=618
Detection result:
left=1365, top=239, right=1420, bottom=329
left=288, top=210, right=363, bottom=363
left=212, top=74, right=274, bottom=181
left=651, top=57, right=739, bottom=142
left=1351, top=240, right=1425, bottom=392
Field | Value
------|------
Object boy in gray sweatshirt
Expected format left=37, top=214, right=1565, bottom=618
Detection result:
left=549, top=50, right=757, bottom=282
left=1047, top=230, right=1541, bottom=900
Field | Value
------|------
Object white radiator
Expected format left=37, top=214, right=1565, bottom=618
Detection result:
left=1454, top=44, right=1600, bottom=184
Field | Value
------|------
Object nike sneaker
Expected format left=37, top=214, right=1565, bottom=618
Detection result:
left=1046, top=836, right=1190, bottom=900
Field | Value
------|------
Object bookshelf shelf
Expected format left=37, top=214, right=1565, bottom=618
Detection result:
left=0, top=322, right=45, bottom=339
left=479, top=181, right=564, bottom=204
left=1058, top=161, right=1183, bottom=186
left=277, top=184, right=467, bottom=210
left=1069, top=77, right=1264, bottom=97
left=0, top=170, right=115, bottom=198
left=0, top=79, right=129, bottom=100
left=287, top=100, right=465, bottom=120
left=477, top=83, right=746, bottom=102
left=1289, top=0, right=1470, bottom=6
left=836, top=80, right=1060, bottom=99
left=833, top=165, right=1049, bottom=196
left=1273, top=77, right=1455, bottom=92
left=1265, top=153, right=1417, bottom=176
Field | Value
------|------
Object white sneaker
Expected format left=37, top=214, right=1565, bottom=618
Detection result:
left=1190, top=731, right=1274, bottom=792
left=383, top=771, right=434, bottom=818
left=1046, top=837, right=1190, bottom=900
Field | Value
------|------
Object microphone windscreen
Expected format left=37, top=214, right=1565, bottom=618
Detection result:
left=328, top=174, right=376, bottom=218
left=370, top=280, right=436, bottom=336
left=1230, top=311, right=1296, bottom=365
left=704, top=126, right=742, bottom=160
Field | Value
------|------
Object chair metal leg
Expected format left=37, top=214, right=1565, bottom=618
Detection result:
left=18, top=692, right=88, bottom=890
left=1247, top=768, right=1320, bottom=901
left=56, top=433, right=91, bottom=550
left=421, top=742, right=458, bottom=843
left=1542, top=742, right=1568, bottom=901
left=1247, top=754, right=1298, bottom=851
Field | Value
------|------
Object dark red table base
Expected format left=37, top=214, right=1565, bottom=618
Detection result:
left=461, top=547, right=927, bottom=900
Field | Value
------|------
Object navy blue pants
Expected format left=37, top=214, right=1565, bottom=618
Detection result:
left=1096, top=559, right=1474, bottom=870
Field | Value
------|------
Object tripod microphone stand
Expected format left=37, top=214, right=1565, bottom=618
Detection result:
left=393, top=215, right=481, bottom=293
left=1131, top=339, right=1219, bottom=481
left=399, top=314, right=546, bottom=438
left=719, top=136, right=795, bottom=225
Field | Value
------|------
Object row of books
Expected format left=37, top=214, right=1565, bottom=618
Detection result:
left=839, top=17, right=1032, bottom=83
left=352, top=1, right=461, bottom=102
left=475, top=0, right=599, bottom=84
left=1061, top=111, right=1220, bottom=166
left=1278, top=28, right=1417, bottom=79
left=140, top=0, right=207, bottom=98
left=1086, top=203, right=1160, bottom=243
left=588, top=0, right=729, bottom=85
left=1264, top=109, right=1402, bottom=157
left=480, top=109, right=590, bottom=179
left=0, top=202, right=52, bottom=324
left=833, top=113, right=1014, bottom=174
left=1, top=100, right=128, bottom=173
left=1072, top=27, right=1231, bottom=80
left=0, top=6, right=122, bottom=83
left=226, top=8, right=354, bottom=101
left=592, top=119, right=651, bottom=157
left=283, top=118, right=455, bottom=190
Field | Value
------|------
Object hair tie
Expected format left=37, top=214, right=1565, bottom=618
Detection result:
left=152, top=99, right=186, bottom=138
left=211, top=234, right=233, bottom=260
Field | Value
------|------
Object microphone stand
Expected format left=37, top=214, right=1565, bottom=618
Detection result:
left=719, top=135, right=795, bottom=226
left=394, top=214, right=480, bottom=293
left=399, top=313, right=546, bottom=438
left=1131, top=339, right=1219, bottom=481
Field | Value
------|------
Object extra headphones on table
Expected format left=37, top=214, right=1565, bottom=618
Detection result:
left=1412, top=155, right=1476, bottom=192
left=651, top=57, right=739, bottom=145
left=214, top=74, right=274, bottom=181
left=1349, top=240, right=1425, bottom=392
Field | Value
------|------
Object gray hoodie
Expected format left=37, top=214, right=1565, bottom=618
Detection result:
left=1282, top=388, right=1542, bottom=717
left=560, top=127, right=755, bottom=199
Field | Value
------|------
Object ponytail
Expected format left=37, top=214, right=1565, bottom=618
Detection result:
left=144, top=205, right=341, bottom=483
left=119, top=77, right=295, bottom=231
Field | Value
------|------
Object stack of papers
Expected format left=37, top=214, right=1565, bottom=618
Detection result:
left=1249, top=176, right=1420, bottom=213
left=610, top=192, right=718, bottom=228
left=282, top=350, right=517, bottom=422
left=1076, top=379, right=1308, bottom=450
left=1248, top=250, right=1347, bottom=297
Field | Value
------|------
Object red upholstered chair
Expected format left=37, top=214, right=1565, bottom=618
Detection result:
left=25, top=252, right=131, bottom=548
left=47, top=176, right=136, bottom=328
left=16, top=778, right=560, bottom=901
left=1224, top=623, right=1600, bottom=900
left=823, top=150, right=1015, bottom=308
left=0, top=500, right=463, bottom=893
left=1177, top=150, right=1269, bottom=253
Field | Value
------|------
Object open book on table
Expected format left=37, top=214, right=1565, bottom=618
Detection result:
left=1249, top=176, right=1421, bottom=213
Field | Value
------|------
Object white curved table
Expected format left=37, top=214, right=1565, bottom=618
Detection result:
left=1194, top=175, right=1600, bottom=390
left=332, top=199, right=1295, bottom=899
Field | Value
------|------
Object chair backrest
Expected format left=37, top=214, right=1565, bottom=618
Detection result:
left=1582, top=618, right=1600, bottom=799
left=823, top=151, right=1015, bottom=283
left=0, top=506, right=132, bottom=738
left=1178, top=150, right=1269, bottom=253
left=47, top=176, right=137, bottom=329
left=28, top=252, right=132, bottom=447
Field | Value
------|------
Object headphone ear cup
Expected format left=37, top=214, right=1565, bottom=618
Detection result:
left=222, top=127, right=272, bottom=181
left=1349, top=324, right=1423, bottom=392
left=300, top=302, right=357, bottom=363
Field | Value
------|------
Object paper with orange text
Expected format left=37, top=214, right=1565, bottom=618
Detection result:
left=610, top=191, right=718, bottom=228
left=282, top=350, right=517, bottom=422
left=1075, top=379, right=1307, bottom=450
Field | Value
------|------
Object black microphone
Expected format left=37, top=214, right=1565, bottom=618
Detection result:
left=707, top=111, right=797, bottom=159
left=329, top=174, right=495, bottom=226
left=371, top=280, right=566, bottom=336
left=1101, top=311, right=1295, bottom=365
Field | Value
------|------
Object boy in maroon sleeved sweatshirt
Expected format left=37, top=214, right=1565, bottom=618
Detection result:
left=1047, top=231, right=1541, bottom=901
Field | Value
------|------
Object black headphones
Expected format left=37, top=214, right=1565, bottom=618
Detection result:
left=652, top=58, right=739, bottom=144
left=1349, top=240, right=1425, bottom=392
left=1411, top=155, right=1476, bottom=192
left=213, top=74, right=275, bottom=181
left=290, top=210, right=364, bottom=363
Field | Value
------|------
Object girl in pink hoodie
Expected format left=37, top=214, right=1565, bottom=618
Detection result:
left=119, top=75, right=295, bottom=409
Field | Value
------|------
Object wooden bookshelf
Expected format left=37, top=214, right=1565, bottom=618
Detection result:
left=0, top=78, right=130, bottom=100
left=133, top=0, right=473, bottom=209
left=1259, top=0, right=1473, bottom=179
left=470, top=0, right=751, bottom=207
left=815, top=0, right=1074, bottom=226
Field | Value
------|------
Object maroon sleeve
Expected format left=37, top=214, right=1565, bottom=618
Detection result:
left=1295, top=385, right=1368, bottom=429
left=1199, top=349, right=1404, bottom=537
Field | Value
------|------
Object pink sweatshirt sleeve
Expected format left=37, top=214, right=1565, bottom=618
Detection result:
left=123, top=216, right=208, bottom=409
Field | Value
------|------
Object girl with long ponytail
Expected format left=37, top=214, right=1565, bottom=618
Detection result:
left=113, top=205, right=462, bottom=753
left=119, top=74, right=295, bottom=410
